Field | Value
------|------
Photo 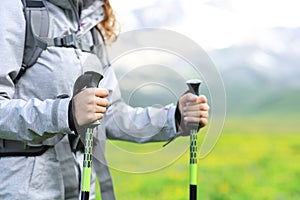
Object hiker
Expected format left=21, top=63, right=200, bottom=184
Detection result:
left=0, top=0, right=209, bottom=200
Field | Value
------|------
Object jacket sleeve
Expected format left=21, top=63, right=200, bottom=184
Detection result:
left=0, top=0, right=72, bottom=142
left=101, top=67, right=180, bottom=143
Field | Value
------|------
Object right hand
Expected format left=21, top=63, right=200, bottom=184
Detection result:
left=73, top=87, right=109, bottom=126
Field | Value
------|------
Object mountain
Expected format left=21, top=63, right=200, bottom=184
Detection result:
left=113, top=27, right=300, bottom=117
left=209, top=27, right=300, bottom=116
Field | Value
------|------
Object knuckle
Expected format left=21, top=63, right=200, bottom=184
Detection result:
left=199, top=95, right=207, bottom=101
left=102, top=99, right=109, bottom=107
left=200, top=118, right=208, bottom=126
left=103, top=89, right=109, bottom=96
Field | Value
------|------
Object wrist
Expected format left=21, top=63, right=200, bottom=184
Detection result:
left=68, top=99, right=76, bottom=132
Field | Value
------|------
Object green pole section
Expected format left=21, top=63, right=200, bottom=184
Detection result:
left=189, top=128, right=198, bottom=200
left=190, top=129, right=198, bottom=185
left=81, top=128, right=94, bottom=200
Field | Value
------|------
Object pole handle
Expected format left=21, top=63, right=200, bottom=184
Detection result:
left=186, top=79, right=202, bottom=129
left=73, top=71, right=103, bottom=128
left=73, top=71, right=103, bottom=94
left=186, top=79, right=201, bottom=96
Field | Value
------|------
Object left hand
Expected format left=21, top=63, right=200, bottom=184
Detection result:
left=177, top=93, right=209, bottom=131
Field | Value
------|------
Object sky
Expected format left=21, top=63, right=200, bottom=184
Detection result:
left=110, top=0, right=300, bottom=50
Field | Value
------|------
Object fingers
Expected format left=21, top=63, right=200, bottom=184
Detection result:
left=94, top=94, right=109, bottom=107
left=183, top=115, right=209, bottom=125
left=183, top=103, right=209, bottom=112
left=183, top=116, right=209, bottom=127
left=183, top=110, right=209, bottom=125
left=181, top=93, right=207, bottom=104
left=87, top=88, right=109, bottom=116
left=73, top=87, right=109, bottom=126
left=183, top=110, right=209, bottom=118
left=94, top=103, right=107, bottom=114
left=94, top=89, right=109, bottom=118
left=179, top=93, right=210, bottom=128
left=94, top=88, right=109, bottom=98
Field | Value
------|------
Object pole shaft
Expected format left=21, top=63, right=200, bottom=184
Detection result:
left=81, top=128, right=94, bottom=200
left=189, top=128, right=198, bottom=200
left=73, top=71, right=103, bottom=200
left=186, top=79, right=201, bottom=200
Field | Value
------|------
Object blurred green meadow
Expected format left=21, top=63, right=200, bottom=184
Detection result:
left=95, top=115, right=300, bottom=200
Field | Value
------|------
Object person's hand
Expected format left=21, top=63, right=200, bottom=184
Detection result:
left=177, top=93, right=209, bottom=132
left=73, top=88, right=109, bottom=126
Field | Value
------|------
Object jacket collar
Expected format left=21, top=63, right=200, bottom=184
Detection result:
left=47, top=0, right=101, bottom=10
left=47, top=0, right=76, bottom=9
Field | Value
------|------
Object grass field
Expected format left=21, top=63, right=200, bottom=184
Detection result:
left=96, top=116, right=300, bottom=199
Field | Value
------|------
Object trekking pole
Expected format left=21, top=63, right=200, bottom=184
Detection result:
left=73, top=71, right=103, bottom=200
left=186, top=79, right=202, bottom=200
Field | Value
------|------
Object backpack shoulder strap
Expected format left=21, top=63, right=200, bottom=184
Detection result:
left=91, top=27, right=111, bottom=69
left=14, top=0, right=49, bottom=84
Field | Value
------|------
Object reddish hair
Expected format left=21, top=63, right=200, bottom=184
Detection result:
left=97, top=0, right=119, bottom=44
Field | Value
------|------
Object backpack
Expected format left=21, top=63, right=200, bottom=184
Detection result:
left=14, top=0, right=109, bottom=84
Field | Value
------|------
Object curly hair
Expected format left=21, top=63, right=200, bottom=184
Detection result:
left=97, top=0, right=119, bottom=44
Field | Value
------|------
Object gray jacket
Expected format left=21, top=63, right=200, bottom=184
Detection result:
left=0, top=0, right=178, bottom=199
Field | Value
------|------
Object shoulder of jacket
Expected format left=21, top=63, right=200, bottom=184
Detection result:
left=0, top=0, right=25, bottom=19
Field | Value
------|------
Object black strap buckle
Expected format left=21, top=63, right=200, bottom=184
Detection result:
left=26, top=0, right=45, bottom=8
left=13, top=63, right=28, bottom=84
left=54, top=34, right=77, bottom=48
